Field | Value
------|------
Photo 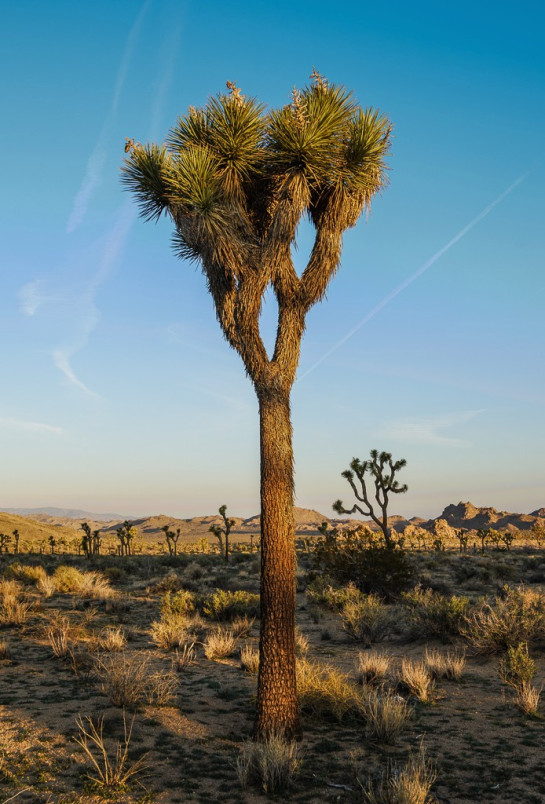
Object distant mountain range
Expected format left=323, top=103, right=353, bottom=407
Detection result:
left=1, top=507, right=130, bottom=522
left=0, top=501, right=543, bottom=545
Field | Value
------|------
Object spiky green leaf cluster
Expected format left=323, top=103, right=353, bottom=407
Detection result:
left=120, top=76, right=392, bottom=257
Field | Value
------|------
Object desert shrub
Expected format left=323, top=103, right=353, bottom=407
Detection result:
left=498, top=642, right=536, bottom=689
left=306, top=578, right=362, bottom=609
left=6, top=562, right=47, bottom=585
left=231, top=615, right=255, bottom=639
left=96, top=626, right=127, bottom=652
left=203, top=589, right=260, bottom=620
left=53, top=566, right=115, bottom=599
left=95, top=651, right=176, bottom=708
left=341, top=594, right=391, bottom=645
left=150, top=613, right=191, bottom=650
left=312, top=530, right=415, bottom=600
left=402, top=588, right=470, bottom=640
left=357, top=650, right=391, bottom=686
left=237, top=734, right=299, bottom=794
left=74, top=712, right=149, bottom=792
left=398, top=660, right=434, bottom=703
left=297, top=659, right=364, bottom=722
left=424, top=648, right=465, bottom=681
left=240, top=644, right=260, bottom=675
left=364, top=689, right=411, bottom=744
left=160, top=589, right=196, bottom=617
left=0, top=580, right=31, bottom=626
left=36, top=574, right=57, bottom=598
left=203, top=628, right=238, bottom=660
left=361, top=745, right=436, bottom=804
left=463, top=585, right=545, bottom=653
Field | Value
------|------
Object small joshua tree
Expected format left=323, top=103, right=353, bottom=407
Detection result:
left=0, top=533, right=11, bottom=554
left=12, top=529, right=20, bottom=555
left=333, top=449, right=407, bottom=549
left=161, top=524, right=181, bottom=556
left=80, top=522, right=92, bottom=559
left=209, top=504, right=236, bottom=562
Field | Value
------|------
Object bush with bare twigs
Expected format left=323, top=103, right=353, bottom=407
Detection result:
left=95, top=651, right=177, bottom=708
left=463, top=586, right=545, bottom=653
left=74, top=711, right=149, bottom=792
left=341, top=594, right=392, bottom=645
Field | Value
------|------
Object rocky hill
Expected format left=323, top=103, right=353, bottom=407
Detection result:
left=423, top=501, right=543, bottom=532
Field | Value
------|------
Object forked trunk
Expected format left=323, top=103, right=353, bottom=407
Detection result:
left=254, top=387, right=299, bottom=739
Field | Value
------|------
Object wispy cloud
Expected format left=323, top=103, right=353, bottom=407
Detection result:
left=381, top=410, right=484, bottom=447
left=19, top=280, right=63, bottom=316
left=66, top=0, right=152, bottom=233
left=0, top=417, right=64, bottom=435
left=298, top=170, right=531, bottom=382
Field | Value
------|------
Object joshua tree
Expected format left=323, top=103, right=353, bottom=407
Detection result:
left=209, top=504, right=235, bottom=562
left=80, top=522, right=92, bottom=558
left=12, top=529, right=20, bottom=555
left=116, top=521, right=136, bottom=556
left=121, top=73, right=391, bottom=738
left=161, top=524, right=181, bottom=556
left=333, top=449, right=407, bottom=549
left=0, top=533, right=11, bottom=554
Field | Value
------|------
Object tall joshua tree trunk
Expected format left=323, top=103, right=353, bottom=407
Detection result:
left=256, top=385, right=298, bottom=737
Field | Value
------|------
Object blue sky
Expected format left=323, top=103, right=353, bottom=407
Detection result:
left=1, top=0, right=544, bottom=518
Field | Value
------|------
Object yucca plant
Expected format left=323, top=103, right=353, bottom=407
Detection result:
left=121, top=72, right=391, bottom=738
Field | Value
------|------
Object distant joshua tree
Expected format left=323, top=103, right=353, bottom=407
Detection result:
left=209, top=504, right=236, bottom=562
left=161, top=524, right=181, bottom=556
left=333, top=450, right=408, bottom=549
left=116, top=521, right=136, bottom=556
left=80, top=522, right=102, bottom=558
left=121, top=73, right=391, bottom=739
left=0, top=533, right=11, bottom=554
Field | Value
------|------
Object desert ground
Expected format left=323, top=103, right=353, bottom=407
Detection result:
left=1, top=510, right=545, bottom=803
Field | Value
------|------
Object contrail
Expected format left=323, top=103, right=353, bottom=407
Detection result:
left=297, top=169, right=530, bottom=382
left=66, top=0, right=152, bottom=233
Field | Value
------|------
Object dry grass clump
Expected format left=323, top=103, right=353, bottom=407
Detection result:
left=150, top=612, right=191, bottom=650
left=47, top=617, right=72, bottom=658
left=0, top=639, right=11, bottom=660
left=74, top=711, right=149, bottom=792
left=357, top=650, right=391, bottom=686
left=295, top=627, right=310, bottom=656
left=398, top=659, right=435, bottom=703
left=172, top=641, right=196, bottom=672
left=237, top=734, right=299, bottom=794
left=340, top=594, right=391, bottom=645
left=364, top=689, right=411, bottom=745
left=0, top=579, right=31, bottom=626
left=95, top=651, right=177, bottom=708
left=297, top=659, right=364, bottom=722
left=463, top=585, right=545, bottom=653
left=96, top=626, right=127, bottom=652
left=53, top=566, right=115, bottom=599
left=240, top=644, right=260, bottom=675
left=361, top=745, right=436, bottom=804
left=6, top=562, right=47, bottom=585
left=203, top=628, right=238, bottom=660
left=514, top=682, right=541, bottom=716
left=423, top=648, right=465, bottom=681
left=36, top=574, right=57, bottom=598
left=231, top=615, right=255, bottom=639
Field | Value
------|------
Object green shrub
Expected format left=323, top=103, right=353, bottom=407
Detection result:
left=311, top=531, right=415, bottom=600
left=160, top=589, right=196, bottom=617
left=203, top=589, right=260, bottom=620
left=402, top=588, right=470, bottom=640
left=53, top=565, right=84, bottom=592
left=340, top=594, right=391, bottom=645
left=498, top=642, right=536, bottom=689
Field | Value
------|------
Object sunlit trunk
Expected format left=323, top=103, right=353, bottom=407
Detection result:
left=254, top=386, right=299, bottom=739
